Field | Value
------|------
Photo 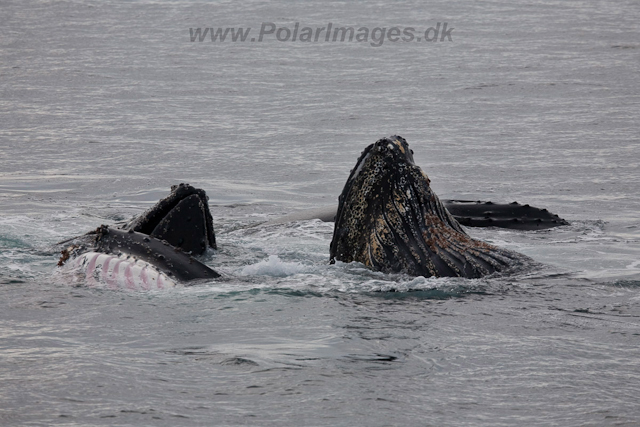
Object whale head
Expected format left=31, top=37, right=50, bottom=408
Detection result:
left=329, top=136, right=520, bottom=278
left=122, top=183, right=216, bottom=255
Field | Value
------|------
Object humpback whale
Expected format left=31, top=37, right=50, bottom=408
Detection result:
left=329, top=136, right=529, bottom=278
left=59, top=137, right=568, bottom=285
left=59, top=184, right=220, bottom=290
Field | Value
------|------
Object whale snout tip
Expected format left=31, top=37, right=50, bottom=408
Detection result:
left=374, top=135, right=415, bottom=163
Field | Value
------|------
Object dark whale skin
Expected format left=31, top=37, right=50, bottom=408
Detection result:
left=444, top=200, right=568, bottom=230
left=122, top=183, right=216, bottom=255
left=93, top=225, right=220, bottom=282
left=330, top=136, right=526, bottom=278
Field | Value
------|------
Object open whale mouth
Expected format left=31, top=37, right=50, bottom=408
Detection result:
left=122, top=183, right=216, bottom=255
left=57, top=184, right=220, bottom=283
left=330, top=136, right=522, bottom=278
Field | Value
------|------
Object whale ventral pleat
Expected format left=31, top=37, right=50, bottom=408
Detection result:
left=94, top=226, right=220, bottom=282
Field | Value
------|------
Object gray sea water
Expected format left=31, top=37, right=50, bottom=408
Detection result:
left=1, top=0, right=640, bottom=425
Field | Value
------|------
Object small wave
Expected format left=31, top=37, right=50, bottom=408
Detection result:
left=238, top=255, right=313, bottom=277
left=609, top=279, right=640, bottom=288
left=351, top=275, right=489, bottom=299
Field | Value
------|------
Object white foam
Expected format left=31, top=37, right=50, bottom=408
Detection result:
left=239, top=255, right=310, bottom=277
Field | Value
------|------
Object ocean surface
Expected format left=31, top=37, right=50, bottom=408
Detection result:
left=1, top=0, right=640, bottom=425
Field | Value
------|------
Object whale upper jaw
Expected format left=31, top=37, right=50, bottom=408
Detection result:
left=330, top=136, right=524, bottom=279
left=348, top=135, right=416, bottom=184
left=121, top=183, right=216, bottom=256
